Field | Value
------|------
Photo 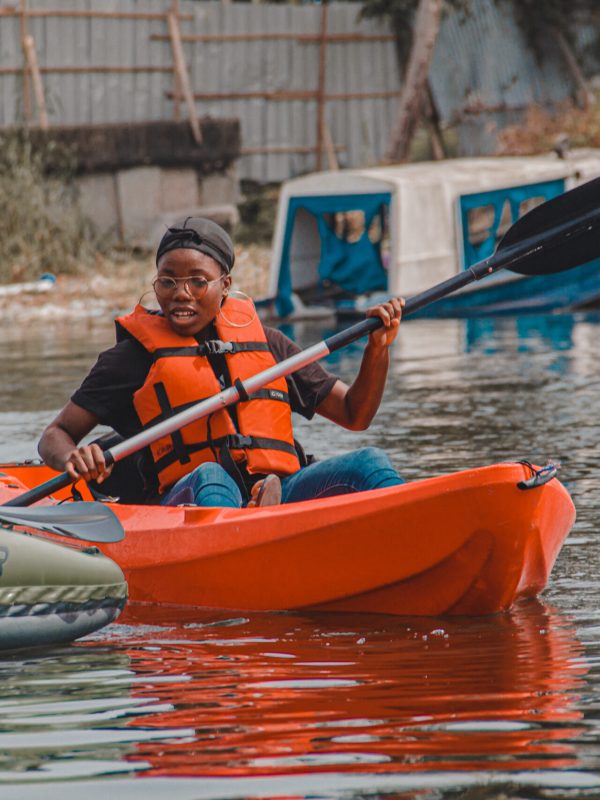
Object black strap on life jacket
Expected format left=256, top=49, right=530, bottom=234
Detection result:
left=154, top=382, right=190, bottom=466
left=200, top=340, right=271, bottom=356
left=218, top=440, right=250, bottom=503
left=151, top=340, right=270, bottom=361
left=154, top=433, right=298, bottom=477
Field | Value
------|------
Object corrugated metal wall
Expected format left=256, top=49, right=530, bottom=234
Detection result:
left=431, top=0, right=582, bottom=156
left=0, top=0, right=594, bottom=182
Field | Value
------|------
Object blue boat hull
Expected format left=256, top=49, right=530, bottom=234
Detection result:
left=335, top=259, right=600, bottom=320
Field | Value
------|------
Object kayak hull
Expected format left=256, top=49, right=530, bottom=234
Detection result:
left=0, top=461, right=574, bottom=617
left=0, top=523, right=127, bottom=651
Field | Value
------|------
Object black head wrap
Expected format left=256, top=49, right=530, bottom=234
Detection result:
left=156, top=217, right=235, bottom=273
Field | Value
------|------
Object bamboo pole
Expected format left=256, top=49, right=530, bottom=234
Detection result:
left=241, top=144, right=345, bottom=155
left=151, top=32, right=395, bottom=43
left=22, top=34, right=48, bottom=129
left=167, top=10, right=202, bottom=143
left=167, top=88, right=397, bottom=102
left=19, top=0, right=31, bottom=123
left=552, top=27, right=594, bottom=110
left=171, top=0, right=181, bottom=120
left=315, top=2, right=328, bottom=172
left=0, top=65, right=172, bottom=76
left=1, top=8, right=193, bottom=20
left=323, top=120, right=339, bottom=170
left=424, top=80, right=445, bottom=160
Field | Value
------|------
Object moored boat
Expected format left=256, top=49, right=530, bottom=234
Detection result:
left=264, top=151, right=600, bottom=320
left=0, top=460, right=574, bottom=617
left=0, top=521, right=127, bottom=652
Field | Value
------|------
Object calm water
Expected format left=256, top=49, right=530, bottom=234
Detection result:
left=0, top=312, right=599, bottom=799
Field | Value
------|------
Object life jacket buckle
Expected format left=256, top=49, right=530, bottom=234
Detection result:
left=201, top=339, right=234, bottom=355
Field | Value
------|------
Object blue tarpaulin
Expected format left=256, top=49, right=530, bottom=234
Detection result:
left=276, top=192, right=391, bottom=317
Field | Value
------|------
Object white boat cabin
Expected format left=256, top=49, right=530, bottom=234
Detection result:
left=268, top=151, right=600, bottom=317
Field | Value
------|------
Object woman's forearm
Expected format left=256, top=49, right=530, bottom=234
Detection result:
left=38, top=424, right=78, bottom=472
left=343, top=341, right=390, bottom=430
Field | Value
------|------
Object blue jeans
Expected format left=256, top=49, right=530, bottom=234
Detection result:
left=160, top=447, right=403, bottom=508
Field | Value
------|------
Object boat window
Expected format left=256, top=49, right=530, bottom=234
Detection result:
left=467, top=200, right=513, bottom=247
left=323, top=209, right=388, bottom=248
left=322, top=210, right=367, bottom=243
left=466, top=204, right=495, bottom=246
left=497, top=199, right=512, bottom=237
left=519, top=196, right=545, bottom=216
left=371, top=204, right=391, bottom=270
left=368, top=211, right=382, bottom=243
left=460, top=178, right=565, bottom=268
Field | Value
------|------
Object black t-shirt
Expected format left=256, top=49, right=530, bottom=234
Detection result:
left=71, top=326, right=338, bottom=501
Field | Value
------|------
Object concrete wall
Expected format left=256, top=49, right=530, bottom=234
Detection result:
left=77, top=166, right=241, bottom=248
left=22, top=119, right=242, bottom=247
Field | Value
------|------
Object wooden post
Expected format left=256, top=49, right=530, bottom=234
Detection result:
left=315, top=2, right=328, bottom=171
left=19, top=0, right=31, bottom=123
left=384, top=0, right=442, bottom=164
left=423, top=80, right=445, bottom=160
left=552, top=27, right=594, bottom=111
left=167, top=10, right=202, bottom=143
left=323, top=120, right=339, bottom=170
left=170, top=0, right=181, bottom=120
left=22, top=34, right=48, bottom=129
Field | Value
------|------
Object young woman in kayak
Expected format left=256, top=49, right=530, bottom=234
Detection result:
left=38, top=218, right=404, bottom=508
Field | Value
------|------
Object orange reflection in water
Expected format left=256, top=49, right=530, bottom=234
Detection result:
left=118, top=600, right=587, bottom=778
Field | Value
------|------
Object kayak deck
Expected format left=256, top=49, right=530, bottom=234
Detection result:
left=0, top=461, right=575, bottom=617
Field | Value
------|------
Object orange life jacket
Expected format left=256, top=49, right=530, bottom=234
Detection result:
left=116, top=298, right=301, bottom=493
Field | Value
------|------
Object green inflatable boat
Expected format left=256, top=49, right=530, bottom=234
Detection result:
left=0, top=523, right=127, bottom=652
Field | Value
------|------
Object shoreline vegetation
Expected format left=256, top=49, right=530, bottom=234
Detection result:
left=1, top=94, right=598, bottom=325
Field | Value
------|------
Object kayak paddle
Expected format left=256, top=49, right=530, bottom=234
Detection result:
left=3, top=175, right=599, bottom=510
left=0, top=503, right=124, bottom=542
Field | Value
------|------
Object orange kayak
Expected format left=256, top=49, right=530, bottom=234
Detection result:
left=0, top=461, right=574, bottom=616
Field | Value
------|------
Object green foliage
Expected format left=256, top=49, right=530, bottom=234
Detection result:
left=508, top=0, right=599, bottom=50
left=0, top=131, right=103, bottom=283
left=359, top=0, right=418, bottom=55
left=358, top=0, right=598, bottom=67
left=359, top=0, right=470, bottom=59
left=235, top=182, right=279, bottom=246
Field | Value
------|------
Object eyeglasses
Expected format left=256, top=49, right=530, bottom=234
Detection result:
left=153, top=275, right=224, bottom=298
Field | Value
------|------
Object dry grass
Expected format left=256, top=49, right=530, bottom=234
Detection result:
left=0, top=131, right=108, bottom=284
left=496, top=93, right=600, bottom=155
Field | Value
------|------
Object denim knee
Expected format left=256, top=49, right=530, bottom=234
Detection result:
left=348, top=447, right=403, bottom=488
left=163, top=461, right=242, bottom=508
left=192, top=462, right=230, bottom=482
left=347, top=446, right=393, bottom=473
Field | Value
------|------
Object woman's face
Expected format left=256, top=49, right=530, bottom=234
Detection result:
left=155, top=249, right=232, bottom=337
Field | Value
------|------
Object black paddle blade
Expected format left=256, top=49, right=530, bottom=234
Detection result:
left=499, top=176, right=600, bottom=276
left=0, top=503, right=124, bottom=543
